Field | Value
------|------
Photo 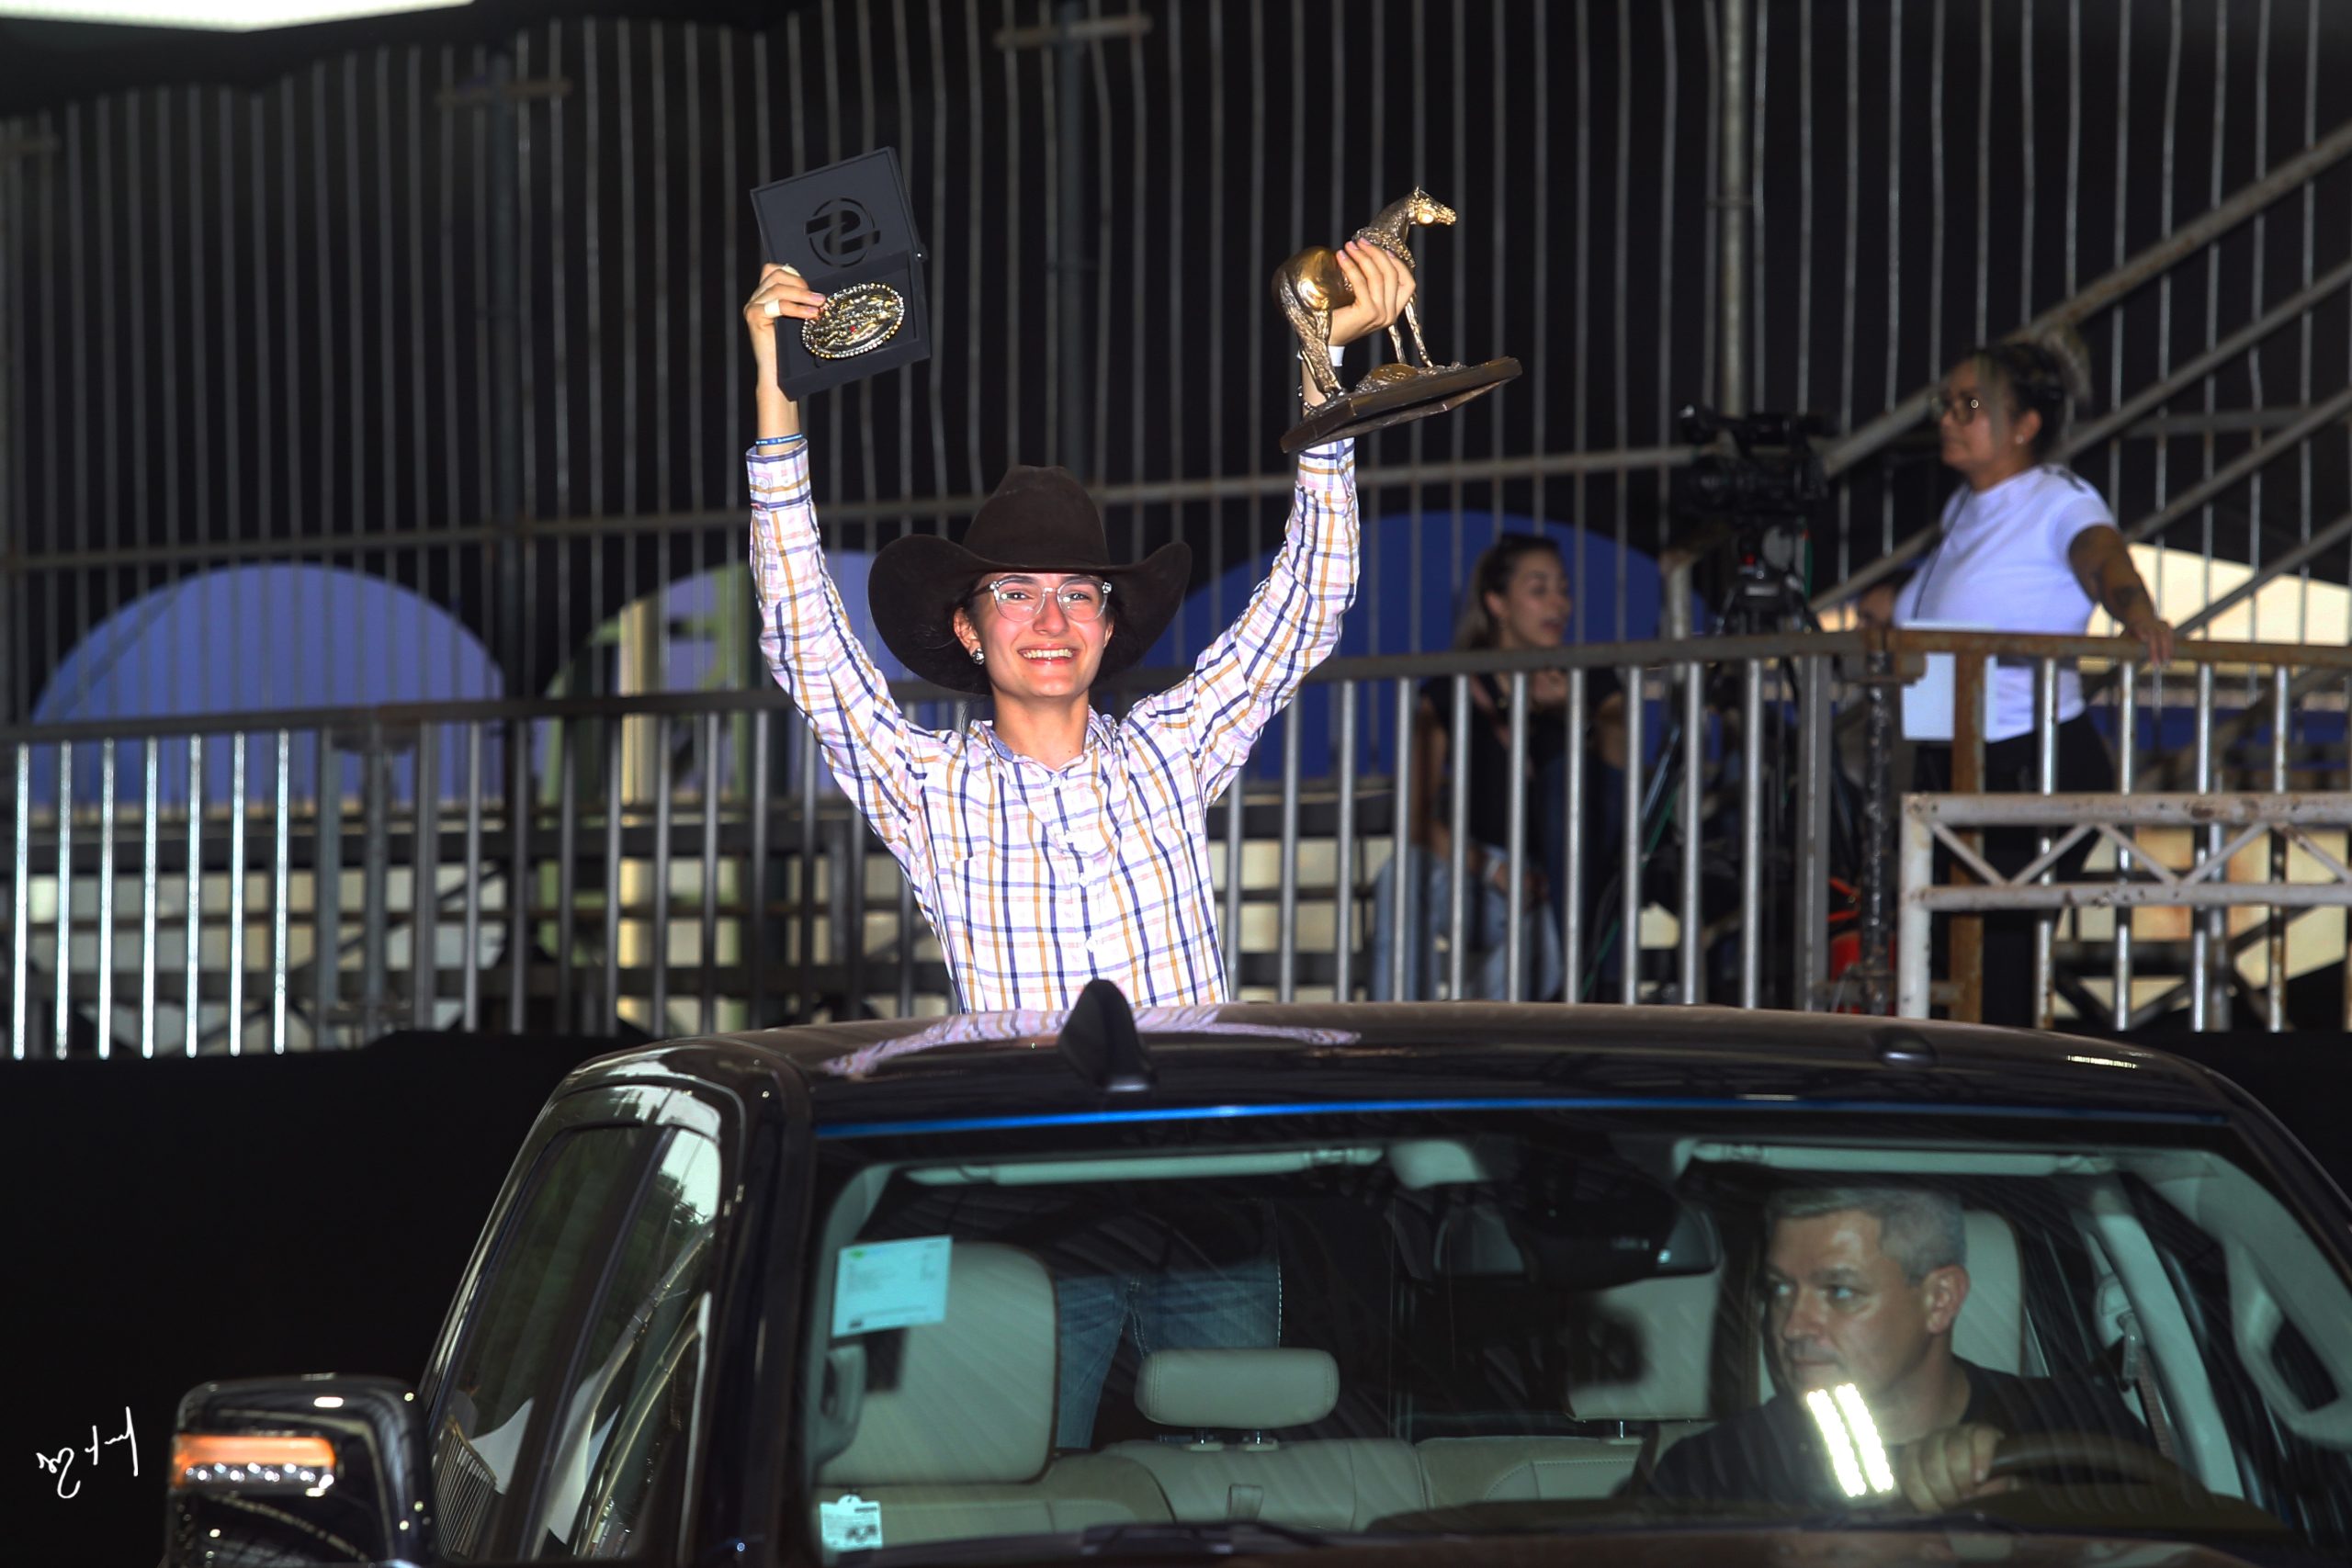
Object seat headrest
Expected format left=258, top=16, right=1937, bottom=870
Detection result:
left=1951, top=1210, right=2025, bottom=1376
left=820, top=1243, right=1057, bottom=1487
left=1563, top=1269, right=1724, bottom=1422
left=1136, top=1348, right=1338, bottom=1430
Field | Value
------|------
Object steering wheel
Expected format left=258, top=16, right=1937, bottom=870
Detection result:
left=1984, top=1431, right=2212, bottom=1503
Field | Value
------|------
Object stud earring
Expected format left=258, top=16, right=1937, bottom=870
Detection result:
left=970, top=647, right=985, bottom=664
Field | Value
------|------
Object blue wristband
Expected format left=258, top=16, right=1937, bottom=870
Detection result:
left=753, top=434, right=804, bottom=449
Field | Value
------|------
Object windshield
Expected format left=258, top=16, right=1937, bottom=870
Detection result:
left=790, top=1103, right=2352, bottom=1561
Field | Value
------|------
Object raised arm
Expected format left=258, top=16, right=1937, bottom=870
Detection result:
left=1136, top=242, right=1414, bottom=798
left=1137, top=438, right=1361, bottom=800
left=742, top=265, right=928, bottom=845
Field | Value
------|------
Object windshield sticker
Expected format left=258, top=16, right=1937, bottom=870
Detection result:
left=820, top=1493, right=883, bottom=1551
left=831, top=1235, right=953, bottom=1336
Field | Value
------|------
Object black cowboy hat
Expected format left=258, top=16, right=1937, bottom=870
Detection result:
left=868, top=465, right=1192, bottom=695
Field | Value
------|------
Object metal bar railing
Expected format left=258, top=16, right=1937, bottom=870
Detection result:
left=7, top=446, right=1705, bottom=578
left=6, top=630, right=2347, bottom=1055
left=1898, top=791, right=2352, bottom=1022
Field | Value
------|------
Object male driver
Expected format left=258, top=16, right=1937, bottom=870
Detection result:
left=1645, top=1186, right=2149, bottom=1512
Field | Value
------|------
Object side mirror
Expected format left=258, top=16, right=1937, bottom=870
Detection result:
left=165, top=1374, right=432, bottom=1568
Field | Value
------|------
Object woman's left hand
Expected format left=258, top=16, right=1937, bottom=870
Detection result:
left=1326, top=240, right=1417, bottom=348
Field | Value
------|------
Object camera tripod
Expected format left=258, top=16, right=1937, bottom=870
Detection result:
left=1576, top=519, right=1865, bottom=1005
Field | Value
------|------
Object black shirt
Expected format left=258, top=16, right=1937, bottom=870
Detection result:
left=1642, top=1359, right=2148, bottom=1509
left=1418, top=667, right=1621, bottom=855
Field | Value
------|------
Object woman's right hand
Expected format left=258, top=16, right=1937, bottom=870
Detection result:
left=743, top=263, right=828, bottom=348
left=743, top=264, right=827, bottom=436
left=1854, top=581, right=1900, bottom=627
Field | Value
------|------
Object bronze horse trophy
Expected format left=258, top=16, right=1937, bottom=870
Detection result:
left=1273, top=188, right=1521, bottom=453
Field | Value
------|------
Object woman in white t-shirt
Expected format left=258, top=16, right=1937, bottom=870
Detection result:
left=1856, top=337, right=2172, bottom=1025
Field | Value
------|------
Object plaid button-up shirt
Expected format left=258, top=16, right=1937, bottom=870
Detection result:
left=749, top=438, right=1359, bottom=1012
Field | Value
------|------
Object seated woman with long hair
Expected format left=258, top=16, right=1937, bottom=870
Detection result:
left=1371, top=533, right=1626, bottom=999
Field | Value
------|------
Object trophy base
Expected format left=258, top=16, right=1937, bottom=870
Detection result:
left=1280, top=357, right=1522, bottom=454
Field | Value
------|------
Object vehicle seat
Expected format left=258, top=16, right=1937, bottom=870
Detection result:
left=816, top=1243, right=1168, bottom=1548
left=1419, top=1266, right=1725, bottom=1506
left=1951, top=1210, right=2027, bottom=1374
left=1108, top=1348, right=1429, bottom=1530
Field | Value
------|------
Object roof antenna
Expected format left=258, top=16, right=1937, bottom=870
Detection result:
left=1056, top=978, right=1155, bottom=1094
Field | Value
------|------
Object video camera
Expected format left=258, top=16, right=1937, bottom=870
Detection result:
left=1672, top=406, right=1830, bottom=518
left=1667, top=405, right=1834, bottom=634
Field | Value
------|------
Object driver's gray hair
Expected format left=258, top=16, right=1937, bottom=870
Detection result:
left=1765, top=1186, right=1967, bottom=1284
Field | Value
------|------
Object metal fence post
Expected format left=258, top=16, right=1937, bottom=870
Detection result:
left=2192, top=664, right=2219, bottom=1032
left=185, top=736, right=203, bottom=1056
left=2268, top=664, right=2290, bottom=1032
left=1717, top=0, right=1750, bottom=416
left=361, top=723, right=389, bottom=1043
left=413, top=720, right=440, bottom=1032
left=1678, top=660, right=1703, bottom=1004
left=1738, top=658, right=1763, bottom=1008
left=52, top=740, right=71, bottom=1057
left=1792, top=654, right=1831, bottom=1010
left=12, top=742, right=29, bottom=1058
left=1621, top=665, right=1645, bottom=1005
left=1391, top=679, right=1415, bottom=1001
left=314, top=730, right=341, bottom=1047
left=1333, top=681, right=1357, bottom=1001
left=1951, top=651, right=1987, bottom=1022
left=2113, top=665, right=2137, bottom=1031
left=1505, top=671, right=1529, bottom=1002
left=1898, top=795, right=1933, bottom=1018
left=99, top=739, right=119, bottom=1057
left=1564, top=669, right=1586, bottom=998
left=1448, top=674, right=1472, bottom=1002
left=1858, top=646, right=1895, bottom=1015
left=2033, top=659, right=2059, bottom=1029
left=1278, top=703, right=1301, bottom=1002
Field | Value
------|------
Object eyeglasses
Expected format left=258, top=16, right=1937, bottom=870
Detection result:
left=977, top=576, right=1112, bottom=623
left=1930, top=389, right=1988, bottom=425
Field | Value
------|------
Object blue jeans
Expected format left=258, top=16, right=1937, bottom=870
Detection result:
left=1368, top=843, right=1566, bottom=1001
left=1052, top=1256, right=1282, bottom=1448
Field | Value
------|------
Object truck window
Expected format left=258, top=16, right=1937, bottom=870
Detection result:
left=432, top=1122, right=721, bottom=1561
